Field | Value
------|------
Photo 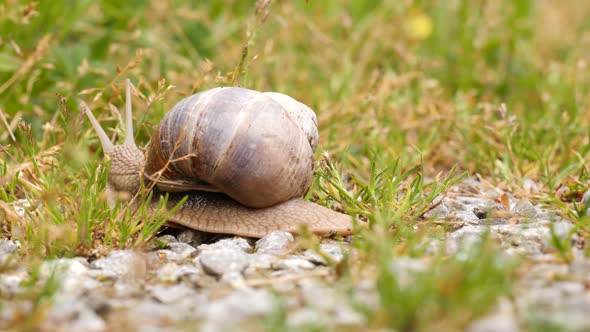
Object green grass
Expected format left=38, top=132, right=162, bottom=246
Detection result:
left=1, top=0, right=590, bottom=330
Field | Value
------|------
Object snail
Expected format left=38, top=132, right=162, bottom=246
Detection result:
left=79, top=79, right=353, bottom=238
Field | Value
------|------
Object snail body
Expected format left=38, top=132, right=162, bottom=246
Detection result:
left=80, top=80, right=353, bottom=238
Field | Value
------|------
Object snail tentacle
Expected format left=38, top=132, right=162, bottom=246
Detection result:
left=124, top=79, right=136, bottom=146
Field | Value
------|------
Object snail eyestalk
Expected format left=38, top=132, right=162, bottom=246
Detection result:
left=124, top=78, right=135, bottom=146
left=79, top=100, right=115, bottom=155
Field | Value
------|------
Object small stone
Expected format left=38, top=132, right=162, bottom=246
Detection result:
left=274, top=256, right=315, bottom=271
left=155, top=234, right=177, bottom=245
left=582, top=189, right=590, bottom=206
left=198, top=249, right=249, bottom=277
left=511, top=198, right=537, bottom=218
left=0, top=300, right=32, bottom=324
left=523, top=179, right=540, bottom=194
left=302, top=250, right=325, bottom=265
left=493, top=224, right=547, bottom=256
left=555, top=186, right=570, bottom=200
left=90, top=250, right=146, bottom=280
left=333, top=305, right=365, bottom=326
left=288, top=308, right=328, bottom=328
left=247, top=253, right=278, bottom=270
left=148, top=284, right=198, bottom=304
left=303, top=243, right=346, bottom=265
left=167, top=242, right=197, bottom=260
left=300, top=281, right=339, bottom=310
left=290, top=281, right=366, bottom=327
left=388, top=257, right=429, bottom=289
left=198, top=288, right=274, bottom=323
left=424, top=202, right=451, bottom=219
left=550, top=221, right=574, bottom=240
left=220, top=270, right=245, bottom=283
left=198, top=237, right=251, bottom=253
left=467, top=298, right=518, bottom=332
left=43, top=300, right=106, bottom=332
left=255, top=231, right=295, bottom=255
left=0, top=239, right=18, bottom=266
left=450, top=210, right=480, bottom=222
left=156, top=262, right=201, bottom=282
left=10, top=198, right=31, bottom=217
left=40, top=258, right=92, bottom=294
left=456, top=195, right=497, bottom=208
left=177, top=229, right=208, bottom=246
left=570, top=257, right=590, bottom=277
left=123, top=300, right=196, bottom=327
left=0, top=270, right=27, bottom=296
left=113, top=281, right=144, bottom=297
left=445, top=225, right=487, bottom=256
left=518, top=284, right=590, bottom=331
left=150, top=249, right=178, bottom=263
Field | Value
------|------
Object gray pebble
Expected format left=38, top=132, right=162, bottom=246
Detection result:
left=493, top=225, right=548, bottom=256
left=288, top=308, right=328, bottom=328
left=155, top=234, right=177, bottom=245
left=424, top=202, right=451, bottom=219
left=255, top=231, right=295, bottom=255
left=198, top=288, right=274, bottom=323
left=112, top=280, right=145, bottom=298
left=523, top=179, right=540, bottom=194
left=297, top=281, right=365, bottom=326
left=519, top=284, right=590, bottom=331
left=148, top=284, right=199, bottom=304
left=582, top=189, right=590, bottom=206
left=0, top=300, right=32, bottom=325
left=247, top=253, right=278, bottom=270
left=388, top=257, right=429, bottom=289
left=198, top=249, right=249, bottom=277
left=456, top=195, right=497, bottom=209
left=466, top=298, right=518, bottom=332
left=570, top=257, right=590, bottom=277
left=198, top=237, right=251, bottom=253
left=124, top=300, right=195, bottom=328
left=303, top=243, right=346, bottom=265
left=550, top=221, right=574, bottom=240
left=300, top=281, right=339, bottom=310
left=445, top=225, right=487, bottom=255
left=274, top=256, right=315, bottom=271
left=451, top=210, right=480, bottom=222
left=0, top=239, right=18, bottom=266
left=177, top=229, right=208, bottom=246
left=43, top=300, right=106, bottom=332
left=150, top=249, right=179, bottom=263
left=165, top=242, right=198, bottom=261
left=0, top=270, right=27, bottom=296
left=156, top=262, right=201, bottom=282
left=10, top=198, right=31, bottom=218
left=220, top=270, right=245, bottom=283
left=511, top=198, right=537, bottom=218
left=40, top=258, right=93, bottom=294
left=90, top=250, right=146, bottom=280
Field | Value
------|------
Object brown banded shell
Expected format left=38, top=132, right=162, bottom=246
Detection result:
left=144, top=87, right=319, bottom=208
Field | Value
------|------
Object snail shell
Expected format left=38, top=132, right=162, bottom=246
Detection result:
left=144, top=87, right=318, bottom=208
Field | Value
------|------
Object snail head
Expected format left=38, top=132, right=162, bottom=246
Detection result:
left=79, top=79, right=145, bottom=197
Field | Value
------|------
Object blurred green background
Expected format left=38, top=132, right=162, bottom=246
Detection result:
left=2, top=0, right=590, bottom=181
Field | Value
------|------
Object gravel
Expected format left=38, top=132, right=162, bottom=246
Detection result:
left=2, top=177, right=589, bottom=331
left=0, top=239, right=19, bottom=266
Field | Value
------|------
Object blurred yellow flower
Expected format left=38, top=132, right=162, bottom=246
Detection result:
left=406, top=10, right=433, bottom=40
